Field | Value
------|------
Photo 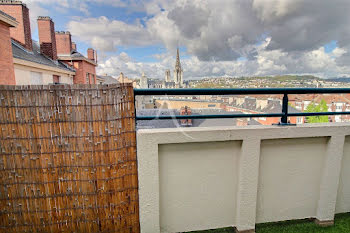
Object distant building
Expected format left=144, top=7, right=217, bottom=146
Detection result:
left=96, top=75, right=118, bottom=84
left=135, top=48, right=189, bottom=89
left=174, top=48, right=184, bottom=87
left=57, top=31, right=98, bottom=84
left=226, top=96, right=303, bottom=125
left=140, top=72, right=148, bottom=88
left=290, top=94, right=350, bottom=123
left=165, top=69, right=171, bottom=82
left=117, top=72, right=137, bottom=87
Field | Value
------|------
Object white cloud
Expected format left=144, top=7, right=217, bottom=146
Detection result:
left=23, top=0, right=350, bottom=78
left=97, top=42, right=350, bottom=80
left=67, top=16, right=157, bottom=52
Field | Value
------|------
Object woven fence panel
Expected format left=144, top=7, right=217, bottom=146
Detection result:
left=0, top=84, right=139, bottom=233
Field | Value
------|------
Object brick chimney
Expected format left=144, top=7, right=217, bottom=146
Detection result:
left=72, top=42, right=77, bottom=51
left=0, top=0, right=32, bottom=51
left=0, top=9, right=18, bottom=85
left=55, top=31, right=72, bottom=55
left=37, top=16, right=57, bottom=60
left=87, top=48, right=97, bottom=62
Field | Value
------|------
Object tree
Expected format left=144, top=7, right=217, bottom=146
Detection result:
left=305, top=99, right=329, bottom=123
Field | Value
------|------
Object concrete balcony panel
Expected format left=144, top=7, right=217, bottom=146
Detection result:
left=336, top=136, right=350, bottom=213
left=137, top=123, right=350, bottom=233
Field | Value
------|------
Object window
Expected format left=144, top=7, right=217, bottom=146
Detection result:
left=86, top=73, right=90, bottom=84
left=30, top=72, right=43, bottom=85
left=297, top=117, right=303, bottom=124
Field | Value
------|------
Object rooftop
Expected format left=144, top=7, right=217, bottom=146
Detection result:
left=12, top=40, right=75, bottom=73
left=96, top=75, right=119, bottom=84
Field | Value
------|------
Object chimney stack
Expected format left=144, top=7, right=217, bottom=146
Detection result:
left=0, top=0, right=32, bottom=51
left=72, top=42, right=77, bottom=51
left=55, top=31, right=72, bottom=55
left=87, top=48, right=97, bottom=63
left=37, top=16, right=57, bottom=60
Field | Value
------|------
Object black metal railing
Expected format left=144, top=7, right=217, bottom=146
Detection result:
left=134, top=88, right=350, bottom=125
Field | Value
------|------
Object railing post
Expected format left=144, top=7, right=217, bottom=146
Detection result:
left=281, top=94, right=288, bottom=124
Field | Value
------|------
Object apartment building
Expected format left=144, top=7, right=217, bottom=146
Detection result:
left=0, top=9, right=17, bottom=85
left=0, top=0, right=97, bottom=85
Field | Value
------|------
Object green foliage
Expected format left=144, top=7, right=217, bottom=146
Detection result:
left=305, top=99, right=329, bottom=123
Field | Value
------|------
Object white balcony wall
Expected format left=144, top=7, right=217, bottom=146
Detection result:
left=336, top=136, right=350, bottom=213
left=137, top=124, right=350, bottom=233
left=159, top=141, right=240, bottom=232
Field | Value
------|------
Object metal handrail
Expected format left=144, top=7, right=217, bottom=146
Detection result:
left=134, top=88, right=350, bottom=124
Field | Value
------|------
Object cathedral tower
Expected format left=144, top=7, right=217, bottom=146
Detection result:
left=165, top=69, right=171, bottom=82
left=174, top=48, right=183, bottom=86
left=140, top=72, right=148, bottom=88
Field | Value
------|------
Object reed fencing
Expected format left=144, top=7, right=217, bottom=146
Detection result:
left=0, top=84, right=139, bottom=233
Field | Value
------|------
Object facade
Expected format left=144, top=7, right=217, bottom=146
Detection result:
left=165, top=69, right=171, bottom=82
left=12, top=15, right=75, bottom=85
left=140, top=72, right=148, bottom=88
left=0, top=0, right=97, bottom=85
left=56, top=32, right=98, bottom=84
left=117, top=72, right=137, bottom=87
left=0, top=10, right=17, bottom=84
left=12, top=41, right=75, bottom=85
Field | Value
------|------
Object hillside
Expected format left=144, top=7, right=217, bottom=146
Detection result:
left=236, top=75, right=320, bottom=81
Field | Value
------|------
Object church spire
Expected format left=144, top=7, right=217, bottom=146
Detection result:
left=175, top=47, right=181, bottom=69
left=174, top=47, right=183, bottom=86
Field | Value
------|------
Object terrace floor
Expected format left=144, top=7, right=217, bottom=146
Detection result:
left=187, top=213, right=350, bottom=233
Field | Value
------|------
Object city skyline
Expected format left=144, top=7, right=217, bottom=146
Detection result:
left=22, top=0, right=350, bottom=79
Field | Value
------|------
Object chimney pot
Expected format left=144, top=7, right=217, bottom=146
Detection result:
left=38, top=16, right=57, bottom=60
left=87, top=48, right=96, bottom=62
left=55, top=30, right=72, bottom=55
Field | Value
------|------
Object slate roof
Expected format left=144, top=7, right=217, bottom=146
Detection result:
left=231, top=97, right=300, bottom=113
left=261, top=100, right=300, bottom=113
left=96, top=75, right=119, bottom=84
left=240, top=97, right=256, bottom=111
left=70, top=50, right=85, bottom=58
left=12, top=40, right=75, bottom=73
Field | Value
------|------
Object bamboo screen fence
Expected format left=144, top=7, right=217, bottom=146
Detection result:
left=0, top=84, right=139, bottom=233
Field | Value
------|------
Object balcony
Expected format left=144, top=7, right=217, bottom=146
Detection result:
left=1, top=85, right=349, bottom=233
left=135, top=88, right=350, bottom=233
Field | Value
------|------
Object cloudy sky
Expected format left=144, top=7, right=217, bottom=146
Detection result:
left=23, top=0, right=350, bottom=79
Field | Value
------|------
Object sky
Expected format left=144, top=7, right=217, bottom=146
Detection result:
left=23, top=0, right=350, bottom=80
